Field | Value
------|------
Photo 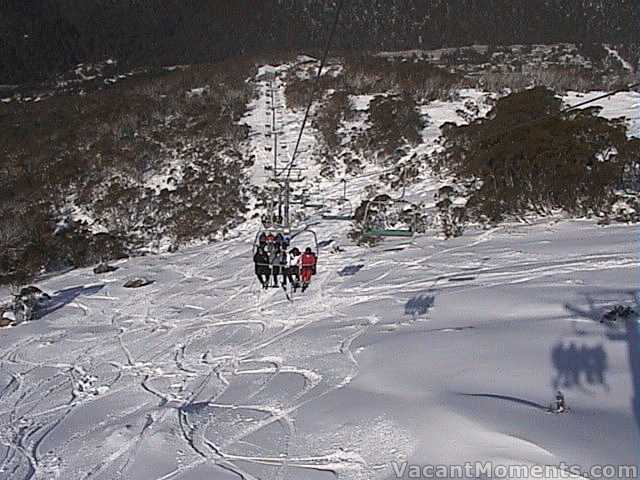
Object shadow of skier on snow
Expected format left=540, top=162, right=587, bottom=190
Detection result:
left=551, top=342, right=609, bottom=392
left=457, top=393, right=549, bottom=411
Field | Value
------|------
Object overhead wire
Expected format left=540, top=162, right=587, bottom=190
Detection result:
left=282, top=0, right=347, bottom=181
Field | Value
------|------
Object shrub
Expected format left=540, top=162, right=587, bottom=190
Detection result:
left=436, top=87, right=640, bottom=223
left=366, top=94, right=424, bottom=159
left=314, top=91, right=355, bottom=151
left=0, top=57, right=257, bottom=284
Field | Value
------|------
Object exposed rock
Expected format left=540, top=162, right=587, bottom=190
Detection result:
left=0, top=317, right=13, bottom=328
left=0, top=305, right=15, bottom=327
left=93, top=263, right=119, bottom=274
left=13, top=286, right=51, bottom=322
left=123, top=278, right=154, bottom=289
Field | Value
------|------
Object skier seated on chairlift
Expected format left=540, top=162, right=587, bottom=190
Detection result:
left=253, top=246, right=270, bottom=289
left=274, top=246, right=296, bottom=290
left=258, top=232, right=267, bottom=249
left=261, top=232, right=274, bottom=254
left=269, top=245, right=283, bottom=287
left=287, top=247, right=301, bottom=292
left=299, top=247, right=318, bottom=292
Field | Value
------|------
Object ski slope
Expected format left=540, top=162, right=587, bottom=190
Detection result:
left=0, top=217, right=638, bottom=479
left=1, top=63, right=639, bottom=479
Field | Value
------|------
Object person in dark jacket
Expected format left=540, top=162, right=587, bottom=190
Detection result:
left=269, top=246, right=282, bottom=287
left=274, top=248, right=290, bottom=288
left=275, top=233, right=285, bottom=251
left=253, top=247, right=270, bottom=289
left=258, top=232, right=267, bottom=250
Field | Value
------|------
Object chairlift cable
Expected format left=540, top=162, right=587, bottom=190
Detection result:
left=283, top=0, right=347, bottom=181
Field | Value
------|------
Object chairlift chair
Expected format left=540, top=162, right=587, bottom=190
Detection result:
left=303, top=200, right=325, bottom=209
left=322, top=197, right=354, bottom=221
left=362, top=199, right=417, bottom=238
left=253, top=225, right=319, bottom=266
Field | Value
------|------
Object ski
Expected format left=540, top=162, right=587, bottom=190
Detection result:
left=282, top=284, right=294, bottom=302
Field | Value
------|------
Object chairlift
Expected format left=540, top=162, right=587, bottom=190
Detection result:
left=361, top=198, right=418, bottom=238
left=259, top=197, right=287, bottom=231
left=302, top=190, right=324, bottom=209
left=254, top=225, right=318, bottom=255
left=322, top=179, right=353, bottom=221
left=253, top=225, right=320, bottom=278
left=303, top=200, right=325, bottom=209
left=322, top=197, right=353, bottom=221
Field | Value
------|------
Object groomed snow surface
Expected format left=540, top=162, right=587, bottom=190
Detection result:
left=1, top=64, right=639, bottom=479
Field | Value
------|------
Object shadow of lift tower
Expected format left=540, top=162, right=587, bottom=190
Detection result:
left=603, top=294, right=640, bottom=464
left=625, top=310, right=640, bottom=463
left=566, top=290, right=640, bottom=463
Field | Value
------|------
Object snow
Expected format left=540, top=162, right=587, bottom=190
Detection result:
left=349, top=94, right=375, bottom=112
left=2, top=63, right=640, bottom=479
left=604, top=46, right=634, bottom=72
left=296, top=55, right=318, bottom=65
left=186, top=87, right=209, bottom=98
left=0, top=214, right=638, bottom=479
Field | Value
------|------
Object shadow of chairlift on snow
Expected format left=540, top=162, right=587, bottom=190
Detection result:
left=564, top=289, right=640, bottom=460
left=35, top=284, right=105, bottom=319
left=551, top=342, right=609, bottom=392
left=318, top=239, right=334, bottom=249
left=404, top=294, right=435, bottom=320
left=338, top=264, right=365, bottom=277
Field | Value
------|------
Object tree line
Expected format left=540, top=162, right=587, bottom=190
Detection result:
left=2, top=0, right=638, bottom=83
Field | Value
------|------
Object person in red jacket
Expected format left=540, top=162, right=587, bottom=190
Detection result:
left=299, top=247, right=317, bottom=292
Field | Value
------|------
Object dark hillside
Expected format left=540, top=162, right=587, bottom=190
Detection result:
left=1, top=0, right=638, bottom=83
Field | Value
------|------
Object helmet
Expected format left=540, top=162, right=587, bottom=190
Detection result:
left=305, top=247, right=312, bottom=253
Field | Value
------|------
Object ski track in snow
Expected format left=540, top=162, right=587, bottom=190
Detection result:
left=0, top=233, right=389, bottom=479
left=1, top=218, right=637, bottom=479
left=1, top=64, right=639, bottom=479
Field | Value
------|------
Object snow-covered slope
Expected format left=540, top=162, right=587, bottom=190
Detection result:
left=1, top=63, right=639, bottom=480
left=0, top=215, right=637, bottom=479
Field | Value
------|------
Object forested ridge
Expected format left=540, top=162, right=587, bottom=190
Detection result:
left=2, top=0, right=639, bottom=83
